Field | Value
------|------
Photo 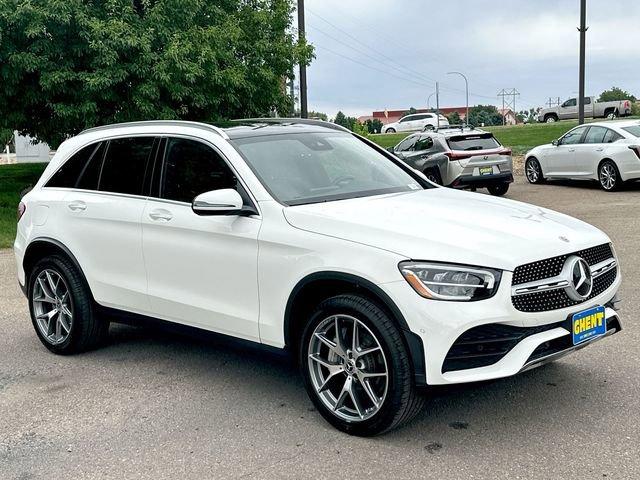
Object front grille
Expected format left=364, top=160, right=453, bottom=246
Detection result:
left=512, top=267, right=617, bottom=312
left=511, top=244, right=616, bottom=313
left=512, top=244, right=613, bottom=285
left=442, top=322, right=563, bottom=372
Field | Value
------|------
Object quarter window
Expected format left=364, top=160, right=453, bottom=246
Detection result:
left=161, top=138, right=237, bottom=203
left=604, top=129, right=624, bottom=143
left=99, top=137, right=155, bottom=196
left=45, top=142, right=103, bottom=189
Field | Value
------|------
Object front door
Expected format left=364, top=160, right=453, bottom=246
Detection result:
left=545, top=125, right=588, bottom=176
left=141, top=137, right=261, bottom=342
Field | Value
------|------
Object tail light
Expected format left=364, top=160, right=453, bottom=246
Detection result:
left=445, top=151, right=472, bottom=161
left=17, top=202, right=26, bottom=221
left=629, top=145, right=640, bottom=160
left=497, top=148, right=512, bottom=156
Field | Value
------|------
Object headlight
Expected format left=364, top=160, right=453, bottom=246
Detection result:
left=399, top=261, right=502, bottom=301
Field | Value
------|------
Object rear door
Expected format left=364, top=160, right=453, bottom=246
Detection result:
left=141, top=136, right=261, bottom=341
left=574, top=125, right=608, bottom=176
left=61, top=136, right=157, bottom=312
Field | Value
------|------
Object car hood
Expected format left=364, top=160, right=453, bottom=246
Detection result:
left=283, top=188, right=610, bottom=271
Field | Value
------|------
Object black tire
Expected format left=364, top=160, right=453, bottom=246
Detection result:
left=525, top=157, right=545, bottom=184
left=598, top=160, right=621, bottom=192
left=28, top=255, right=108, bottom=354
left=424, top=168, right=442, bottom=185
left=544, top=114, right=557, bottom=123
left=299, top=294, right=425, bottom=436
left=487, top=183, right=510, bottom=196
left=385, top=128, right=396, bottom=134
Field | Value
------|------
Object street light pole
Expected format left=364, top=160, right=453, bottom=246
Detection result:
left=298, top=0, right=308, bottom=118
left=447, top=71, right=468, bottom=125
left=427, top=92, right=435, bottom=109
left=578, top=0, right=587, bottom=125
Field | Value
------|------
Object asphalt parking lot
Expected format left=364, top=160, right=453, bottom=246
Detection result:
left=1, top=177, right=639, bottom=480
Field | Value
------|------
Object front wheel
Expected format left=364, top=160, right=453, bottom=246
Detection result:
left=545, top=115, right=557, bottom=123
left=487, top=183, right=510, bottom=196
left=599, top=160, right=621, bottom=191
left=299, top=295, right=424, bottom=436
left=385, top=128, right=396, bottom=134
left=525, top=157, right=545, bottom=184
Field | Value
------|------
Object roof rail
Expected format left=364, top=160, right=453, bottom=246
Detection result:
left=424, top=123, right=477, bottom=133
left=80, top=120, right=229, bottom=139
left=231, top=117, right=351, bottom=133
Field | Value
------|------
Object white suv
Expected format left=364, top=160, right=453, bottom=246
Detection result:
left=383, top=113, right=449, bottom=133
left=15, top=119, right=622, bottom=436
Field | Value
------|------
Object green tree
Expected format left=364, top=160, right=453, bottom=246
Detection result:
left=598, top=87, right=637, bottom=103
left=364, top=118, right=383, bottom=134
left=308, top=111, right=328, bottom=121
left=0, top=0, right=313, bottom=147
left=351, top=121, right=369, bottom=138
left=467, top=105, right=503, bottom=126
left=404, top=107, right=418, bottom=116
left=446, top=112, right=461, bottom=124
left=334, top=111, right=348, bottom=127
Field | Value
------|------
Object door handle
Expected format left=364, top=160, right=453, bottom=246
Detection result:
left=595, top=147, right=604, bottom=152
left=568, top=148, right=575, bottom=152
left=148, top=209, right=173, bottom=222
left=67, top=200, right=86, bottom=212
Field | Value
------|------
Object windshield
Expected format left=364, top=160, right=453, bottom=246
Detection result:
left=622, top=126, right=640, bottom=137
left=232, top=132, right=424, bottom=205
left=447, top=133, right=500, bottom=151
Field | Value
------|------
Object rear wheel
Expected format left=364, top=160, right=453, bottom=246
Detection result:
left=525, top=157, right=545, bottom=184
left=487, top=183, right=509, bottom=196
left=606, top=109, right=618, bottom=120
left=385, top=128, right=396, bottom=134
left=299, top=295, right=424, bottom=436
left=424, top=168, right=442, bottom=185
left=598, top=160, right=621, bottom=191
left=28, top=255, right=108, bottom=354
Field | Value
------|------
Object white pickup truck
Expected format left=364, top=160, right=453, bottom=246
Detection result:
left=538, top=96, right=632, bottom=123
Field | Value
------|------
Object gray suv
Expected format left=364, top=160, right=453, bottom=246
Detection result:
left=390, top=126, right=514, bottom=196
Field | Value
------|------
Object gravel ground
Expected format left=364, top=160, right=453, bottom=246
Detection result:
left=1, top=177, right=639, bottom=480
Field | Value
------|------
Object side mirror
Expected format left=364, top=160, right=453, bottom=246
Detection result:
left=192, top=189, right=244, bottom=216
left=552, top=139, right=559, bottom=146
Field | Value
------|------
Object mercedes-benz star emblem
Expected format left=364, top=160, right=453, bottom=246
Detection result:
left=564, top=256, right=593, bottom=301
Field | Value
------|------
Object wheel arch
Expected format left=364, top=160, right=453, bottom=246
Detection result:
left=284, top=271, right=426, bottom=386
left=23, top=237, right=93, bottom=300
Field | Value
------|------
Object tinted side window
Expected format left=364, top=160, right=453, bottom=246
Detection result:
left=414, top=136, right=434, bottom=151
left=583, top=126, right=607, bottom=144
left=396, top=136, right=417, bottom=152
left=99, top=137, right=155, bottom=195
left=162, top=138, right=237, bottom=203
left=603, top=129, right=624, bottom=143
left=560, top=126, right=588, bottom=145
left=76, top=142, right=106, bottom=190
left=46, top=143, right=101, bottom=189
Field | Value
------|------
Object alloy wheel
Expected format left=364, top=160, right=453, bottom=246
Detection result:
left=526, top=160, right=540, bottom=183
left=307, top=314, right=389, bottom=422
left=600, top=163, right=617, bottom=190
left=32, top=269, right=73, bottom=345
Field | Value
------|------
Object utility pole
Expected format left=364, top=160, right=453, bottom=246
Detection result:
left=578, top=0, right=587, bottom=125
left=297, top=0, right=308, bottom=118
left=447, top=72, right=469, bottom=125
left=436, top=82, right=440, bottom=129
left=497, top=88, right=520, bottom=125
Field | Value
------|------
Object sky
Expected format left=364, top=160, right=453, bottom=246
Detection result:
left=302, top=0, right=640, bottom=118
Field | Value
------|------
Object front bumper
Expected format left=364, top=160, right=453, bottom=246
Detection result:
left=381, top=269, right=622, bottom=385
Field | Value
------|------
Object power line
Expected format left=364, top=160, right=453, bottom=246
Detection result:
left=497, top=88, right=520, bottom=125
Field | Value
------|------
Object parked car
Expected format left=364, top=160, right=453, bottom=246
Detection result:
left=383, top=112, right=449, bottom=133
left=538, top=97, right=632, bottom=123
left=16, top=119, right=622, bottom=436
left=390, top=126, right=514, bottom=196
left=525, top=120, right=640, bottom=191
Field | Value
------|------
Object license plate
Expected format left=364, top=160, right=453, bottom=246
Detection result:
left=479, top=166, right=493, bottom=175
left=571, top=305, right=606, bottom=345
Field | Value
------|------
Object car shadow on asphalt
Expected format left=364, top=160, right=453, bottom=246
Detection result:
left=544, top=178, right=640, bottom=191
left=98, top=322, right=599, bottom=444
